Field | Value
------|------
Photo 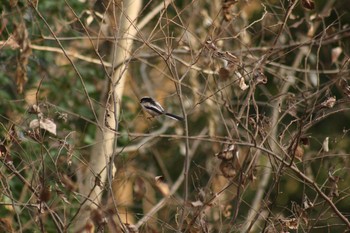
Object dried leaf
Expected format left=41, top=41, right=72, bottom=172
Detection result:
left=321, top=96, right=336, bottom=108
left=223, top=205, right=232, bottom=218
left=239, top=77, right=249, bottom=90
left=302, top=0, right=315, bottom=10
left=29, top=118, right=57, bottom=135
left=331, top=47, right=342, bottom=63
left=218, top=67, right=230, bottom=80
left=28, top=104, right=41, bottom=114
left=216, top=144, right=237, bottom=160
left=308, top=72, right=318, bottom=87
left=39, top=186, right=51, bottom=202
left=303, top=195, right=314, bottom=210
left=86, top=15, right=94, bottom=26
left=322, top=137, right=329, bottom=152
left=155, top=176, right=170, bottom=197
left=191, top=200, right=203, bottom=207
left=307, top=23, right=315, bottom=37
left=222, top=0, right=238, bottom=21
left=0, top=36, right=20, bottom=49
left=254, top=68, right=267, bottom=85
left=281, top=218, right=299, bottom=229
left=219, top=161, right=236, bottom=178
left=0, top=217, right=14, bottom=233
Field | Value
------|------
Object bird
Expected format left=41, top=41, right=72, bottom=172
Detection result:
left=140, top=96, right=184, bottom=121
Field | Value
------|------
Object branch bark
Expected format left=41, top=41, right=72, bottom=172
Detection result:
left=76, top=0, right=142, bottom=230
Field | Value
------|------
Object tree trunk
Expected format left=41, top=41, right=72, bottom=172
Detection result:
left=75, top=0, right=142, bottom=230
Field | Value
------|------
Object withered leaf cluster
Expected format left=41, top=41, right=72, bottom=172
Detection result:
left=216, top=143, right=240, bottom=178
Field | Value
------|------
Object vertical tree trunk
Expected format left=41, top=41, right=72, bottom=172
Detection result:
left=76, top=0, right=142, bottom=230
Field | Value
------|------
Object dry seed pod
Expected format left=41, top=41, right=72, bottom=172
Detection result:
left=28, top=104, right=41, bottom=114
left=281, top=218, right=299, bottom=230
left=222, top=0, right=238, bottom=21
left=253, top=68, right=267, bottom=85
left=218, top=67, right=231, bottom=81
left=220, top=161, right=237, bottom=178
left=321, top=96, right=336, bottom=108
left=216, top=144, right=237, bottom=160
left=39, top=186, right=51, bottom=203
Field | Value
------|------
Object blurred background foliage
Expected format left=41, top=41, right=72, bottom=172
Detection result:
left=1, top=0, right=350, bottom=232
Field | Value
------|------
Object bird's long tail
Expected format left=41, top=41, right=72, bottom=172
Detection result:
left=165, top=112, right=184, bottom=121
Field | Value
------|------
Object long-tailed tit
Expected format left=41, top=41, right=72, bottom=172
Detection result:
left=140, top=96, right=184, bottom=121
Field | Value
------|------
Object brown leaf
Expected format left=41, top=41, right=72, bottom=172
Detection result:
left=29, top=118, right=57, bottom=135
left=331, top=47, right=342, bottom=63
left=253, top=68, right=267, bottom=85
left=302, top=0, right=315, bottom=10
left=303, top=195, right=314, bottom=210
left=216, top=144, right=237, bottom=160
left=239, top=77, right=249, bottom=90
left=321, top=96, right=336, bottom=108
left=39, top=186, right=51, bottom=202
left=0, top=36, right=20, bottom=49
left=222, top=0, right=238, bottom=21
left=191, top=200, right=203, bottom=207
left=219, top=161, right=236, bottom=178
left=281, top=218, right=299, bottom=230
left=218, top=67, right=230, bottom=80
left=0, top=218, right=14, bottom=233
left=155, top=176, right=170, bottom=197
left=223, top=205, right=232, bottom=218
